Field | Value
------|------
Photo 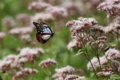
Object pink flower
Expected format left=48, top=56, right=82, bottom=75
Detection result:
left=31, top=12, right=54, bottom=22
left=12, top=68, right=38, bottom=80
left=19, top=47, right=44, bottom=62
left=9, top=27, right=33, bottom=35
left=39, top=58, right=57, bottom=68
left=28, top=1, right=51, bottom=11
left=20, top=34, right=31, bottom=43
left=65, top=75, right=85, bottom=80
left=67, top=39, right=82, bottom=50
left=45, top=6, right=68, bottom=19
left=97, top=71, right=114, bottom=77
left=2, top=16, right=16, bottom=28
left=61, top=1, right=84, bottom=15
left=105, top=48, right=120, bottom=60
left=55, top=65, right=75, bottom=74
left=66, top=17, right=97, bottom=36
left=97, top=0, right=120, bottom=18
left=16, top=13, right=31, bottom=26
left=0, top=32, right=6, bottom=39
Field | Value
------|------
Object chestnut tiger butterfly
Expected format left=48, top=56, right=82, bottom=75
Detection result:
left=33, top=22, right=54, bottom=44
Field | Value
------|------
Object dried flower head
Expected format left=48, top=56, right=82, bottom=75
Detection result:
left=39, top=58, right=57, bottom=68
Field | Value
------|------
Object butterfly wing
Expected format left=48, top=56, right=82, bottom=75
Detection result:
left=33, top=22, right=54, bottom=44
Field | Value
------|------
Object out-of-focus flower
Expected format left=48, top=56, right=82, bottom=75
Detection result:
left=0, top=54, right=22, bottom=72
left=61, top=1, right=84, bottom=15
left=20, top=34, right=31, bottom=43
left=20, top=27, right=33, bottom=34
left=31, top=12, right=54, bottom=23
left=2, top=16, right=16, bottom=28
left=19, top=47, right=44, bottom=62
left=16, top=13, right=31, bottom=26
left=66, top=17, right=96, bottom=49
left=67, top=39, right=82, bottom=50
left=85, top=0, right=102, bottom=9
left=45, top=6, right=68, bottom=19
left=87, top=57, right=100, bottom=70
left=39, top=58, right=57, bottom=68
left=65, top=75, right=79, bottom=80
left=12, top=68, right=38, bottom=80
left=97, top=71, right=114, bottom=77
left=87, top=56, right=108, bottom=70
left=66, top=17, right=97, bottom=36
left=43, top=0, right=59, bottom=5
left=52, top=65, right=76, bottom=80
left=28, top=1, right=51, bottom=11
left=97, top=0, right=120, bottom=18
left=91, top=36, right=107, bottom=50
left=0, top=32, right=6, bottom=39
left=65, top=75, right=85, bottom=80
left=31, top=41, right=37, bottom=46
left=55, top=65, right=75, bottom=74
left=105, top=48, right=120, bottom=60
left=9, top=28, right=21, bottom=35
left=9, top=27, right=33, bottom=35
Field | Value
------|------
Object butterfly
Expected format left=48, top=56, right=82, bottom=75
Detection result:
left=33, top=22, right=54, bottom=44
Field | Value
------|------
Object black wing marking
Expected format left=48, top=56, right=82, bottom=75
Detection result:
left=33, top=22, right=42, bottom=34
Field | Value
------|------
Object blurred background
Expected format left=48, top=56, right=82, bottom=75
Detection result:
left=0, top=0, right=108, bottom=80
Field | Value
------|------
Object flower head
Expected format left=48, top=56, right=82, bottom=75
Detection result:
left=39, top=58, right=57, bottom=68
left=97, top=0, right=120, bottom=18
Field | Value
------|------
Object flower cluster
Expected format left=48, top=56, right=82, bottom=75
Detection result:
left=12, top=68, right=38, bottom=80
left=9, top=27, right=33, bottom=35
left=39, top=58, right=57, bottom=68
left=0, top=48, right=44, bottom=72
left=87, top=47, right=120, bottom=77
left=2, top=16, right=16, bottom=28
left=52, top=65, right=85, bottom=80
left=66, top=17, right=97, bottom=50
left=97, top=0, right=120, bottom=18
left=91, top=36, right=107, bottom=50
left=29, top=1, right=68, bottom=23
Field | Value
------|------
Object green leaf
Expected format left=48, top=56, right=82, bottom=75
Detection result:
left=110, top=74, right=120, bottom=80
left=90, top=72, right=95, bottom=78
left=74, top=49, right=83, bottom=57
left=85, top=41, right=92, bottom=47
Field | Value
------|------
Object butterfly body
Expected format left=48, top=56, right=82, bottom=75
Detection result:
left=33, top=22, right=54, bottom=44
